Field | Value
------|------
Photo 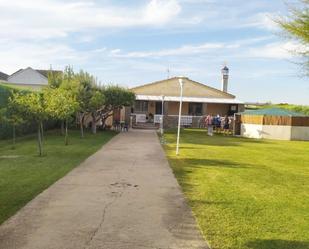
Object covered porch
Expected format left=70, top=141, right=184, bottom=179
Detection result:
left=131, top=95, right=244, bottom=128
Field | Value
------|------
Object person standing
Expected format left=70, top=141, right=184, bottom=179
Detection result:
left=205, top=114, right=213, bottom=136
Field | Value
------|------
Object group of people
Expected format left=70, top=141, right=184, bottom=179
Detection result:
left=204, top=114, right=232, bottom=136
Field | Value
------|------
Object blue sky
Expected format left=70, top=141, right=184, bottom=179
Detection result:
left=1, top=0, right=308, bottom=104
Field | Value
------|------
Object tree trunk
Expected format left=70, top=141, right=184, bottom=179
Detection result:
left=80, top=113, right=84, bottom=138
left=61, top=120, right=64, bottom=135
left=91, top=113, right=97, bottom=134
left=38, top=123, right=43, bottom=156
left=40, top=122, right=44, bottom=141
left=12, top=125, right=16, bottom=149
left=65, top=118, right=69, bottom=145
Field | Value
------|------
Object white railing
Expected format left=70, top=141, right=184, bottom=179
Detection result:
left=135, top=114, right=146, bottom=123
left=169, top=115, right=194, bottom=126
left=154, top=115, right=163, bottom=123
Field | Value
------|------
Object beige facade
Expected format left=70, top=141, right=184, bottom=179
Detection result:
left=131, top=77, right=234, bottom=98
left=129, top=76, right=244, bottom=128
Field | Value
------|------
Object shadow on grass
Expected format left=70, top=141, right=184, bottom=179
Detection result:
left=170, top=158, right=252, bottom=169
left=246, top=239, right=309, bottom=249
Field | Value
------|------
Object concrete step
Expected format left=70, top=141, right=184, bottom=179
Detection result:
left=132, top=123, right=159, bottom=130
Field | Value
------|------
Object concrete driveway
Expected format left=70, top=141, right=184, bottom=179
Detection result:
left=0, top=130, right=208, bottom=249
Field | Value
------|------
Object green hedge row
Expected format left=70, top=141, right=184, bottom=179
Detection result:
left=0, top=83, right=59, bottom=139
left=275, top=104, right=309, bottom=116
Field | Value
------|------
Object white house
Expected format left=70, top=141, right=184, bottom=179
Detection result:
left=6, top=67, right=61, bottom=90
left=0, top=71, right=8, bottom=82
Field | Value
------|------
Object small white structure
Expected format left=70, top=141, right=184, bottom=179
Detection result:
left=239, top=108, right=309, bottom=141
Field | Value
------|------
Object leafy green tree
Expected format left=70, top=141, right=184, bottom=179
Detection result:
left=0, top=103, right=25, bottom=149
left=277, top=0, right=309, bottom=76
left=74, top=70, right=97, bottom=137
left=96, top=85, right=135, bottom=130
left=47, top=70, right=63, bottom=89
left=45, top=88, right=79, bottom=145
left=88, top=88, right=106, bottom=134
left=10, top=92, right=48, bottom=156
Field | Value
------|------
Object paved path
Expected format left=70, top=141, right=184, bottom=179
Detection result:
left=0, top=130, right=208, bottom=249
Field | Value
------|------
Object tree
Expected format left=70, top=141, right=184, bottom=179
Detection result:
left=88, top=87, right=105, bottom=134
left=47, top=70, right=63, bottom=89
left=74, top=70, right=97, bottom=138
left=94, top=85, right=135, bottom=131
left=10, top=92, right=48, bottom=156
left=277, top=0, right=309, bottom=76
left=0, top=103, right=25, bottom=149
left=45, top=88, right=79, bottom=145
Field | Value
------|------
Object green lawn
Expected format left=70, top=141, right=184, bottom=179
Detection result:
left=163, top=129, right=309, bottom=249
left=0, top=130, right=116, bottom=225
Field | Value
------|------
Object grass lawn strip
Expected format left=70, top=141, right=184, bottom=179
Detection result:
left=0, top=130, right=116, bottom=225
left=163, top=128, right=309, bottom=249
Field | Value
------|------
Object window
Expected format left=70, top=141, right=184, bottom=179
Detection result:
left=189, top=103, right=203, bottom=116
left=134, top=101, right=148, bottom=113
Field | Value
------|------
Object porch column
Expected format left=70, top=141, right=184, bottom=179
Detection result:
left=163, top=101, right=169, bottom=128
left=202, top=103, right=207, bottom=115
left=163, top=101, right=169, bottom=115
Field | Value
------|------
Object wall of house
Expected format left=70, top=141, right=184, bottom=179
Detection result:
left=148, top=101, right=156, bottom=115
left=206, top=103, right=230, bottom=116
left=167, top=102, right=189, bottom=115
left=8, top=68, right=48, bottom=85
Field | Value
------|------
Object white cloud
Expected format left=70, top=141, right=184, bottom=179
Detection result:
left=0, top=41, right=83, bottom=74
left=110, top=42, right=224, bottom=58
left=246, top=41, right=306, bottom=59
left=242, top=12, right=279, bottom=31
left=143, top=0, right=181, bottom=25
left=0, top=0, right=183, bottom=41
left=109, top=36, right=278, bottom=59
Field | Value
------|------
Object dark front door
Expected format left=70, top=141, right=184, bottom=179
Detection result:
left=155, top=102, right=162, bottom=114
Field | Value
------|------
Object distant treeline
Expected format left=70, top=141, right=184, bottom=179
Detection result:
left=274, top=104, right=309, bottom=116
left=246, top=103, right=309, bottom=116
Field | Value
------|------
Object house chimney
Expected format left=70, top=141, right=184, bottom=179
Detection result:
left=221, top=65, right=229, bottom=92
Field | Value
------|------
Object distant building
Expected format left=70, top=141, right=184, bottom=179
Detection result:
left=236, top=108, right=309, bottom=140
left=0, top=71, right=9, bottom=82
left=123, top=66, right=245, bottom=128
left=5, top=67, right=61, bottom=90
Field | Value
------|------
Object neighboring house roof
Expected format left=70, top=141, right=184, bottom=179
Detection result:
left=241, top=108, right=307, bottom=117
left=131, top=76, right=236, bottom=99
left=0, top=71, right=9, bottom=81
left=36, top=69, right=62, bottom=78
left=136, top=94, right=243, bottom=104
left=9, top=69, right=24, bottom=78
left=10, top=67, right=61, bottom=79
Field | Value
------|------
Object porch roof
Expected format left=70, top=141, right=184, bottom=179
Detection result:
left=136, top=94, right=244, bottom=104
